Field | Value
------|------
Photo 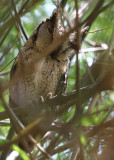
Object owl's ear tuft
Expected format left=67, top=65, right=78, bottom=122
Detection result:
left=50, top=9, right=58, bottom=24
left=32, top=9, right=59, bottom=51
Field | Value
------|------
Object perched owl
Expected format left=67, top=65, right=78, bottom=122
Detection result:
left=9, top=9, right=88, bottom=149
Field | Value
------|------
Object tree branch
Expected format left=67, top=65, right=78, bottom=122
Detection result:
left=0, top=70, right=10, bottom=76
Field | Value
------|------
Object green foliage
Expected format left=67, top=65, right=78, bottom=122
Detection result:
left=12, top=144, right=30, bottom=160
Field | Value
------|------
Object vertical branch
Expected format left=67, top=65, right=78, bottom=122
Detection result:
left=75, top=0, right=81, bottom=112
left=70, top=1, right=82, bottom=159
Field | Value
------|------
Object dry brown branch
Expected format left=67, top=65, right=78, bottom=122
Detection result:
left=99, top=132, right=114, bottom=160
left=87, top=93, right=99, bottom=113
left=81, top=0, right=105, bottom=26
left=82, top=1, right=114, bottom=27
left=0, top=57, right=114, bottom=122
left=75, top=0, right=81, bottom=100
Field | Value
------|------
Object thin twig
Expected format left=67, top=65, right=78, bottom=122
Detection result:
left=64, top=10, right=73, bottom=28
left=30, top=137, right=53, bottom=160
left=0, top=121, right=10, bottom=126
left=87, top=93, right=99, bottom=114
left=11, top=0, right=28, bottom=41
left=0, top=58, right=15, bottom=73
left=0, top=25, right=13, bottom=47
left=82, top=51, right=95, bottom=84
left=82, top=1, right=114, bottom=27
left=0, top=70, right=10, bottom=76
left=80, top=47, right=107, bottom=52
left=0, top=96, right=23, bottom=133
left=87, top=26, right=114, bottom=34
left=71, top=144, right=80, bottom=160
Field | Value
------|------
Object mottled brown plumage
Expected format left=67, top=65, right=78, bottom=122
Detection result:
left=10, top=10, right=71, bottom=108
left=9, top=9, right=88, bottom=148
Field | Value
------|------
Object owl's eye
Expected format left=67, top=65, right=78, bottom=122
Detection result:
left=48, top=27, right=53, bottom=34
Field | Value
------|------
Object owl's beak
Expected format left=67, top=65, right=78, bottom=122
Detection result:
left=81, top=26, right=89, bottom=39
left=69, top=26, right=89, bottom=49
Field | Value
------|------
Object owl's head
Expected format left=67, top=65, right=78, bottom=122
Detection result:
left=29, top=9, right=64, bottom=52
left=28, top=8, right=89, bottom=60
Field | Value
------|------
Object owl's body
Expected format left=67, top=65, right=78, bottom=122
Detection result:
left=10, top=10, right=72, bottom=109
left=10, top=53, right=70, bottom=107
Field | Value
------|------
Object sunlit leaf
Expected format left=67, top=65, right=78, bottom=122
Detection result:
left=12, top=144, right=30, bottom=160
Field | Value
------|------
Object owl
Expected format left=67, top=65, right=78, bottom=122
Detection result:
left=9, top=9, right=88, bottom=149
